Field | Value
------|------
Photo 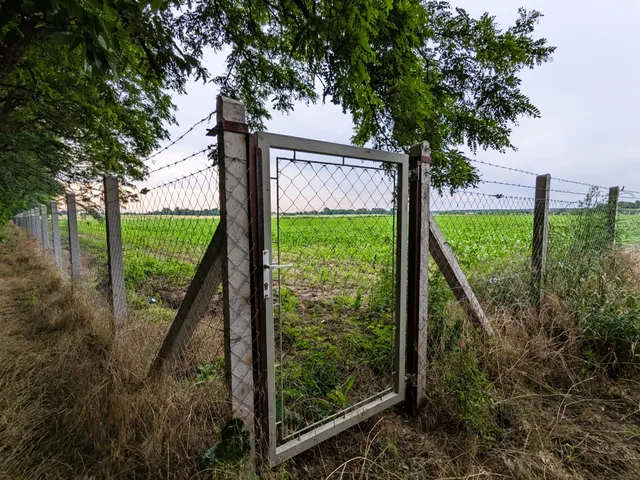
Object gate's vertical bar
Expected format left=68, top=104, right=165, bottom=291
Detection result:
left=66, top=193, right=82, bottom=282
left=532, top=174, right=551, bottom=307
left=104, top=176, right=127, bottom=325
left=217, top=96, right=256, bottom=454
left=40, top=204, right=51, bottom=251
left=50, top=201, right=62, bottom=269
left=406, top=142, right=431, bottom=415
left=608, top=186, right=620, bottom=245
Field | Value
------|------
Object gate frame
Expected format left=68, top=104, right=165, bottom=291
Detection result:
left=257, top=132, right=409, bottom=465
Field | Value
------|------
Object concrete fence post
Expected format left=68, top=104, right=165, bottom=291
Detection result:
left=32, top=209, right=38, bottom=238
left=34, top=207, right=43, bottom=245
left=40, top=204, right=51, bottom=251
left=406, top=141, right=431, bottom=415
left=532, top=174, right=551, bottom=307
left=50, top=201, right=62, bottom=269
left=217, top=96, right=256, bottom=451
left=66, top=193, right=82, bottom=282
left=608, top=186, right=619, bottom=245
left=104, top=176, right=127, bottom=326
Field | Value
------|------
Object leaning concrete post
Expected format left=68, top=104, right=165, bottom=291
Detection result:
left=532, top=174, right=551, bottom=307
left=104, top=176, right=127, bottom=326
left=40, top=204, right=51, bottom=251
left=50, top=201, right=62, bottom=269
left=217, top=96, right=256, bottom=447
left=406, top=141, right=431, bottom=415
left=66, top=193, right=82, bottom=282
left=608, top=186, right=619, bottom=245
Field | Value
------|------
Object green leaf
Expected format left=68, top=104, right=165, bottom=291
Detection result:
left=97, top=34, right=108, bottom=51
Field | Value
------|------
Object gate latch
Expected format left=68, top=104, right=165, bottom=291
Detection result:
left=262, top=250, right=292, bottom=300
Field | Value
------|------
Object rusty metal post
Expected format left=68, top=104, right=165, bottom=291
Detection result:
left=406, top=141, right=431, bottom=415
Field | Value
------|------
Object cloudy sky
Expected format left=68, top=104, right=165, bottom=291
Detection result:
left=138, top=0, right=640, bottom=212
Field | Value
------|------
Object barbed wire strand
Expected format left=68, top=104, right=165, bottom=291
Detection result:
left=479, top=179, right=596, bottom=197
left=468, top=157, right=609, bottom=190
left=147, top=146, right=212, bottom=175
left=145, top=110, right=216, bottom=163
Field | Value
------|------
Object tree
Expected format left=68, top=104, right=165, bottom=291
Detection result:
left=0, top=0, right=554, bottom=221
left=0, top=38, right=175, bottom=221
left=179, top=0, right=554, bottom=191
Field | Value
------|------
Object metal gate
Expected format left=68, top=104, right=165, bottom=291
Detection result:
left=258, top=133, right=408, bottom=464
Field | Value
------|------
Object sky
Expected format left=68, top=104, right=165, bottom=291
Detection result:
left=137, top=0, right=640, bottom=212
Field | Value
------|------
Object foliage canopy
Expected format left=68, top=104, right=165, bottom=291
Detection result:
left=0, top=0, right=554, bottom=221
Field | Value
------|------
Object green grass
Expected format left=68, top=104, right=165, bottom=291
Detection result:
left=618, top=214, right=640, bottom=245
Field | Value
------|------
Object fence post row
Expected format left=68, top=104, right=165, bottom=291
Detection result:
left=103, top=176, right=127, bottom=326
left=40, top=204, right=51, bottom=251
left=50, top=201, right=62, bottom=268
left=66, top=193, right=82, bottom=282
left=532, top=174, right=551, bottom=307
left=406, top=141, right=431, bottom=415
left=608, top=186, right=619, bottom=245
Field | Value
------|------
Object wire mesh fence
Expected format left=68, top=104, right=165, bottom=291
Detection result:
left=430, top=188, right=536, bottom=313
left=118, top=166, right=224, bottom=374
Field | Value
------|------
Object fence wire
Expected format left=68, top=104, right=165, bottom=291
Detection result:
left=432, top=188, right=536, bottom=303
left=100, top=166, right=225, bottom=375
left=429, top=179, right=616, bottom=321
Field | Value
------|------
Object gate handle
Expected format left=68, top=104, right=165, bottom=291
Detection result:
left=262, top=250, right=292, bottom=299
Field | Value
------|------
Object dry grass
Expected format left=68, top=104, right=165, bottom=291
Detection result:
left=0, top=226, right=242, bottom=479
left=0, top=225, right=639, bottom=479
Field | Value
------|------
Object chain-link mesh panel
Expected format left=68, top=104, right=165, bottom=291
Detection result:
left=546, top=188, right=613, bottom=295
left=115, top=167, right=224, bottom=374
left=430, top=188, right=536, bottom=313
left=270, top=154, right=400, bottom=444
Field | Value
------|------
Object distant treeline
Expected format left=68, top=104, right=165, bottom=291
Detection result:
left=142, top=207, right=221, bottom=216
left=137, top=207, right=394, bottom=216
left=124, top=204, right=640, bottom=217
left=281, top=207, right=394, bottom=216
left=619, top=200, right=640, bottom=210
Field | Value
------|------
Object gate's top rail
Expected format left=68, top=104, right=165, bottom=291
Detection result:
left=257, top=132, right=407, bottom=164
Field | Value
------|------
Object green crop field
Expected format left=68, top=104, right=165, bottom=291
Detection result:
left=61, top=210, right=640, bottom=296
left=58, top=210, right=639, bottom=439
